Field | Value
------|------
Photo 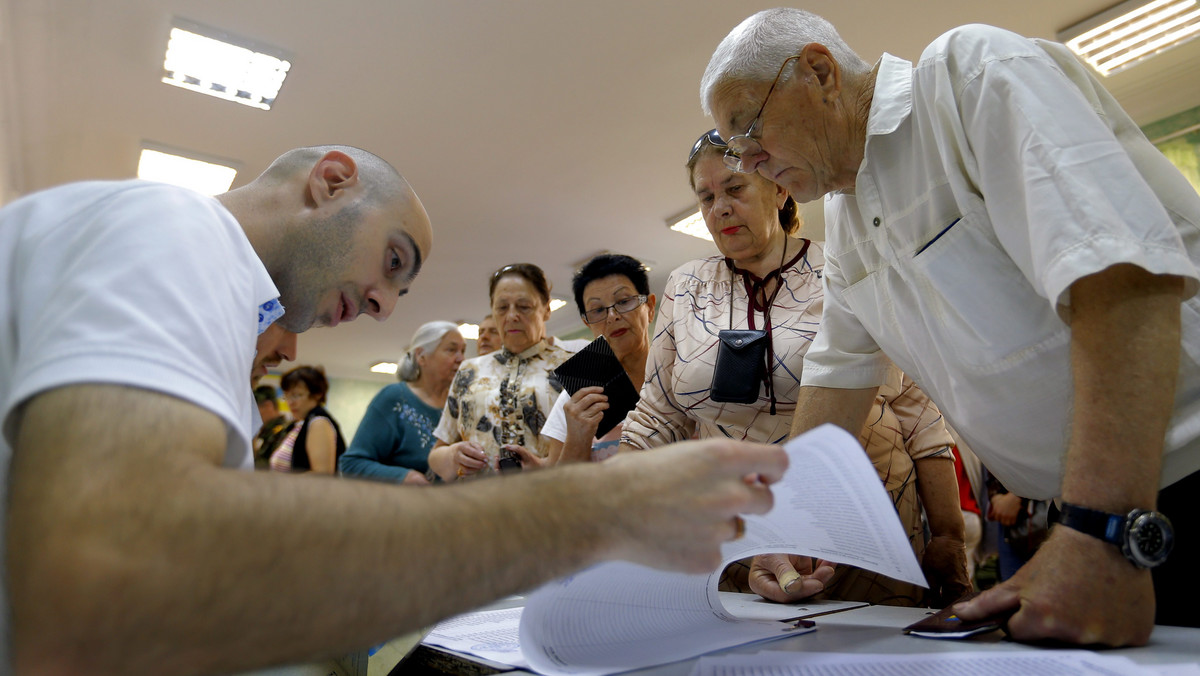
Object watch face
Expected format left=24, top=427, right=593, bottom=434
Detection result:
left=1126, top=512, right=1174, bottom=568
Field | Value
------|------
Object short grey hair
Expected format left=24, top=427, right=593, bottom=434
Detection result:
left=700, top=8, right=870, bottom=117
left=397, top=320, right=460, bottom=382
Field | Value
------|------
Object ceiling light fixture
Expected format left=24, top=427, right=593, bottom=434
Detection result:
left=370, top=362, right=399, bottom=375
left=667, top=209, right=714, bottom=242
left=1059, top=0, right=1200, bottom=76
left=458, top=323, right=480, bottom=340
left=549, top=299, right=568, bottom=312
left=162, top=19, right=291, bottom=110
left=137, top=145, right=239, bottom=195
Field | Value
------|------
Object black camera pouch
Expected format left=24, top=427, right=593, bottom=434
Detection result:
left=710, top=329, right=768, bottom=404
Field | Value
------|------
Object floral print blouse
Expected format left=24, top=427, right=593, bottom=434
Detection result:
left=433, top=339, right=571, bottom=474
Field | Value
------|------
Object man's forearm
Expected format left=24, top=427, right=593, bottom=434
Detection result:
left=10, top=385, right=791, bottom=675
left=1062, top=264, right=1185, bottom=511
left=8, top=387, right=616, bottom=675
left=789, top=385, right=877, bottom=439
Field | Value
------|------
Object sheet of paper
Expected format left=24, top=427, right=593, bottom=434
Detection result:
left=421, top=606, right=529, bottom=669
left=520, top=562, right=812, bottom=675
left=418, top=595, right=843, bottom=671
left=717, top=424, right=926, bottom=585
left=520, top=424, right=924, bottom=675
left=690, top=650, right=1162, bottom=676
left=719, top=593, right=868, bottom=622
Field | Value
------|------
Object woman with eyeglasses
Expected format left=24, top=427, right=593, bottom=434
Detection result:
left=618, top=130, right=969, bottom=608
left=426, top=263, right=572, bottom=480
left=270, top=365, right=346, bottom=475
left=531, top=254, right=658, bottom=466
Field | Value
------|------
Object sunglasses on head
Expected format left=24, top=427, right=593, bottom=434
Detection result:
left=688, top=129, right=727, bottom=163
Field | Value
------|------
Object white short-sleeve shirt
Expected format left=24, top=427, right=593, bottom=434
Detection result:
left=0, top=180, right=278, bottom=664
left=803, top=26, right=1200, bottom=499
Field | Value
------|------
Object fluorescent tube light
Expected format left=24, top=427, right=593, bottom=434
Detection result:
left=162, top=20, right=291, bottom=110
left=668, top=209, right=714, bottom=242
left=370, top=362, right=399, bottom=375
left=137, top=147, right=238, bottom=196
left=1060, top=0, right=1200, bottom=75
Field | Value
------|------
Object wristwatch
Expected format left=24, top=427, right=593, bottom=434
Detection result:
left=1057, top=502, right=1174, bottom=569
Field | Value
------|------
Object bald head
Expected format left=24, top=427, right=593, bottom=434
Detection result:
left=223, top=145, right=433, bottom=332
left=262, top=145, right=408, bottom=208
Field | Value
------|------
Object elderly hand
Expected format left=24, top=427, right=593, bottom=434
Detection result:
left=922, top=534, right=971, bottom=607
left=954, top=526, right=1155, bottom=646
left=988, top=492, right=1023, bottom=526
left=504, top=444, right=549, bottom=470
left=402, top=470, right=431, bottom=486
left=598, top=438, right=788, bottom=574
left=450, top=440, right=488, bottom=479
left=564, top=386, right=608, bottom=441
left=747, top=554, right=836, bottom=602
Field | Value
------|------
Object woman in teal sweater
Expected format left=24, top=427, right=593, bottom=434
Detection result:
left=339, top=321, right=465, bottom=484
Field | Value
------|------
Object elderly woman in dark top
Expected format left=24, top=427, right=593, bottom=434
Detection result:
left=339, top=320, right=465, bottom=484
left=270, top=365, right=345, bottom=474
left=427, top=263, right=571, bottom=480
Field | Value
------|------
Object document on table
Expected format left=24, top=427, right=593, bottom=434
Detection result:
left=420, top=597, right=867, bottom=672
left=517, top=424, right=926, bottom=676
left=718, top=594, right=869, bottom=622
left=421, top=606, right=530, bottom=670
left=689, top=650, right=1192, bottom=675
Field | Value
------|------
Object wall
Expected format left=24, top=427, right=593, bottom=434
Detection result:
left=0, top=0, right=19, bottom=206
left=260, top=374, right=388, bottom=445
left=1143, top=105, right=1200, bottom=196
left=324, top=376, right=390, bottom=444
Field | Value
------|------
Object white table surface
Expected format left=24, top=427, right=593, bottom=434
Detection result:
left=614, top=603, right=1200, bottom=675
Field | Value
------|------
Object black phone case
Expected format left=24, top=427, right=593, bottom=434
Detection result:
left=553, top=336, right=641, bottom=438
left=710, top=329, right=768, bottom=404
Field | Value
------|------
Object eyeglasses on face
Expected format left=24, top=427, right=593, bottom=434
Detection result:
left=722, top=53, right=803, bottom=174
left=581, top=295, right=648, bottom=324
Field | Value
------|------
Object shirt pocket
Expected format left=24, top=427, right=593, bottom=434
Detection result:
left=908, top=209, right=1065, bottom=370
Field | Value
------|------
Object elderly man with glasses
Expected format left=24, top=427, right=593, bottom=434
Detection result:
left=701, top=8, right=1200, bottom=648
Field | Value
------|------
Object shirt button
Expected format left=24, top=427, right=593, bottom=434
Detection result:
left=873, top=217, right=881, bottom=227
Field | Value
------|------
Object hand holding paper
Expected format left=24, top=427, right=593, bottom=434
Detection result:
left=748, top=554, right=837, bottom=603
left=518, top=424, right=927, bottom=675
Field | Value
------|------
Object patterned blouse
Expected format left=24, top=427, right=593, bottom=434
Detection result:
left=622, top=242, right=953, bottom=605
left=622, top=242, right=826, bottom=446
left=433, top=340, right=571, bottom=474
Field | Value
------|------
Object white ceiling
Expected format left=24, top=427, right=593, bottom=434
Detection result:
left=4, top=0, right=1199, bottom=382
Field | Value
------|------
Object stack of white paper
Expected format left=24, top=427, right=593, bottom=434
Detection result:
left=508, top=424, right=927, bottom=675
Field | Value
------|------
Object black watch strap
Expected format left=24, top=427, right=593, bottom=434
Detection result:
left=1057, top=502, right=1124, bottom=546
left=1058, top=502, right=1173, bottom=569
